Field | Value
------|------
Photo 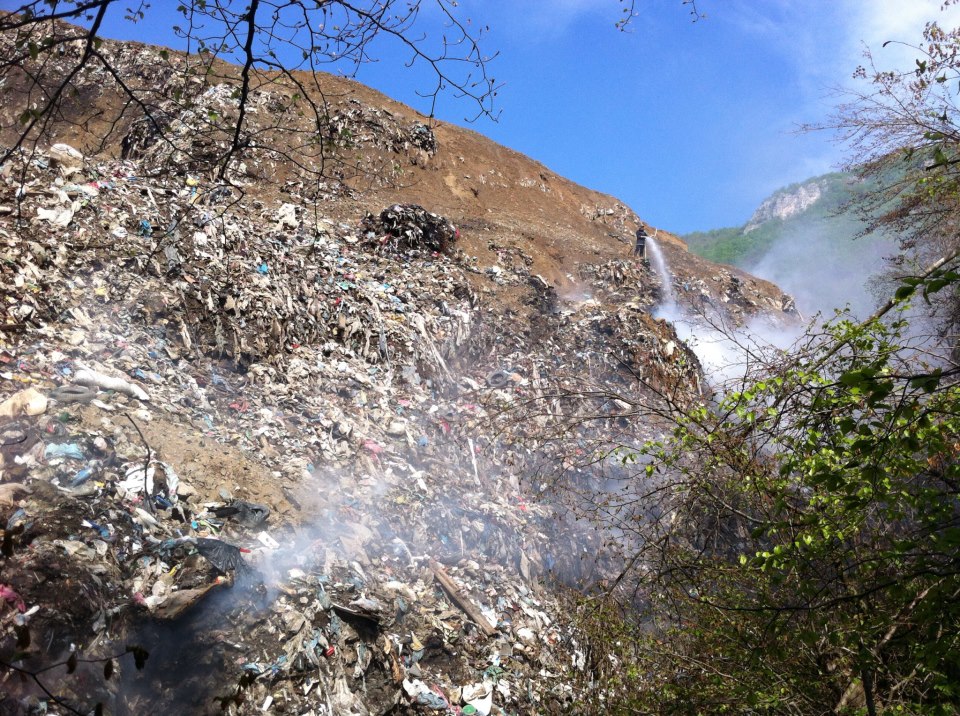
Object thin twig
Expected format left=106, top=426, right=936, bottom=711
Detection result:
left=124, top=412, right=154, bottom=514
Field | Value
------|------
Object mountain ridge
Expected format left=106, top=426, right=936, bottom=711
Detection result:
left=744, top=177, right=829, bottom=232
left=683, top=172, right=871, bottom=266
left=682, top=171, right=895, bottom=317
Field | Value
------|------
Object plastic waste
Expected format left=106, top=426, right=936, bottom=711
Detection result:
left=0, top=388, right=48, bottom=418
left=462, top=681, right=494, bottom=715
left=211, top=499, right=269, bottom=526
left=70, top=466, right=96, bottom=486
left=48, top=143, right=84, bottom=168
left=195, top=538, right=250, bottom=574
left=0, top=584, right=26, bottom=612
left=276, top=202, right=299, bottom=230
left=257, top=531, right=280, bottom=550
left=74, top=367, right=150, bottom=401
left=402, top=679, right=449, bottom=710
left=44, top=443, right=84, bottom=460
left=118, top=464, right=155, bottom=496
left=37, top=202, right=79, bottom=227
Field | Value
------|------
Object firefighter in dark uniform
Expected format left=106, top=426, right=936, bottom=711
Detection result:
left=634, top=226, right=648, bottom=259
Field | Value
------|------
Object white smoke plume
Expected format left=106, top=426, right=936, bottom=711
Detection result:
left=747, top=225, right=895, bottom=321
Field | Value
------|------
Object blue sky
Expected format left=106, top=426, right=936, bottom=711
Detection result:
left=28, top=0, right=960, bottom=234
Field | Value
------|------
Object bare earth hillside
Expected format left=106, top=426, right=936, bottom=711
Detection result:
left=0, top=33, right=797, bottom=715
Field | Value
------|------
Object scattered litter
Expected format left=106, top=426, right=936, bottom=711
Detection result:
left=0, top=387, right=47, bottom=417
left=74, top=367, right=150, bottom=401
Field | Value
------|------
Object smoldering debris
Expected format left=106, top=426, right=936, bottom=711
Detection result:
left=0, top=134, right=796, bottom=714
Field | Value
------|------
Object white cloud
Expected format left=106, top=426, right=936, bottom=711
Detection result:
left=852, top=0, right=960, bottom=47
left=718, top=1, right=960, bottom=91
left=714, top=1, right=960, bottom=182
left=834, top=0, right=960, bottom=77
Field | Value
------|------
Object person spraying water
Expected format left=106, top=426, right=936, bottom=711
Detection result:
left=634, top=226, right=648, bottom=259
left=631, top=224, right=675, bottom=312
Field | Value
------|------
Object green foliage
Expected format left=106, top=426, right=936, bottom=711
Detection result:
left=577, top=269, right=960, bottom=714
left=683, top=172, right=883, bottom=269
left=684, top=224, right=764, bottom=265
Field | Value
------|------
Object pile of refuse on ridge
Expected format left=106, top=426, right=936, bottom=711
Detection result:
left=0, top=140, right=795, bottom=714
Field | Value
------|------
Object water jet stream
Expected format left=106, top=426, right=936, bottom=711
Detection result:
left=646, top=237, right=676, bottom=314
left=647, top=236, right=680, bottom=323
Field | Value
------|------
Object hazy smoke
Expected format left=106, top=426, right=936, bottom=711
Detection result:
left=671, top=215, right=918, bottom=388
left=650, top=236, right=804, bottom=386
left=746, top=224, right=895, bottom=320
left=658, top=302, right=804, bottom=387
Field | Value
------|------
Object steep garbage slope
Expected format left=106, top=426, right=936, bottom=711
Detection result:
left=0, top=34, right=797, bottom=716
left=0, top=147, right=701, bottom=715
left=0, top=30, right=791, bottom=304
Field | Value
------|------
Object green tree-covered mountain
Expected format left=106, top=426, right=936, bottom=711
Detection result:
left=684, top=172, right=869, bottom=266
left=683, top=172, right=894, bottom=317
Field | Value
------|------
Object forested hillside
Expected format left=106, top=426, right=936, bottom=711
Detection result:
left=684, top=173, right=871, bottom=266
left=683, top=172, right=897, bottom=316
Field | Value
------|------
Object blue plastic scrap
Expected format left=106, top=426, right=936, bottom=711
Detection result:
left=415, top=692, right=449, bottom=710
left=70, top=466, right=96, bottom=486
left=6, top=509, right=28, bottom=531
left=44, top=443, right=84, bottom=460
left=83, top=520, right=111, bottom=540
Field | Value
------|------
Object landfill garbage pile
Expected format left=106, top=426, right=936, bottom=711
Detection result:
left=361, top=205, right=459, bottom=255
left=0, top=35, right=800, bottom=714
left=408, top=124, right=438, bottom=154
left=0, top=137, right=772, bottom=713
left=0, top=129, right=802, bottom=713
left=0, top=32, right=439, bottom=199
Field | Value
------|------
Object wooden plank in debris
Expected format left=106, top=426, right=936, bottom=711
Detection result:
left=331, top=603, right=382, bottom=633
left=430, top=559, right=497, bottom=637
left=152, top=579, right=224, bottom=620
left=382, top=636, right=405, bottom=684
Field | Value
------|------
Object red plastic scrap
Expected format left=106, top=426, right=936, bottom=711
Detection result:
left=430, top=684, right=452, bottom=708
left=0, top=584, right=27, bottom=612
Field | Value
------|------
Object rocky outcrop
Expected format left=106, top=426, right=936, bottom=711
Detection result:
left=744, top=180, right=825, bottom=232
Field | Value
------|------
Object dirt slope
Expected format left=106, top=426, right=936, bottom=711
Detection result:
left=0, top=32, right=788, bottom=304
left=0, top=31, right=799, bottom=716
